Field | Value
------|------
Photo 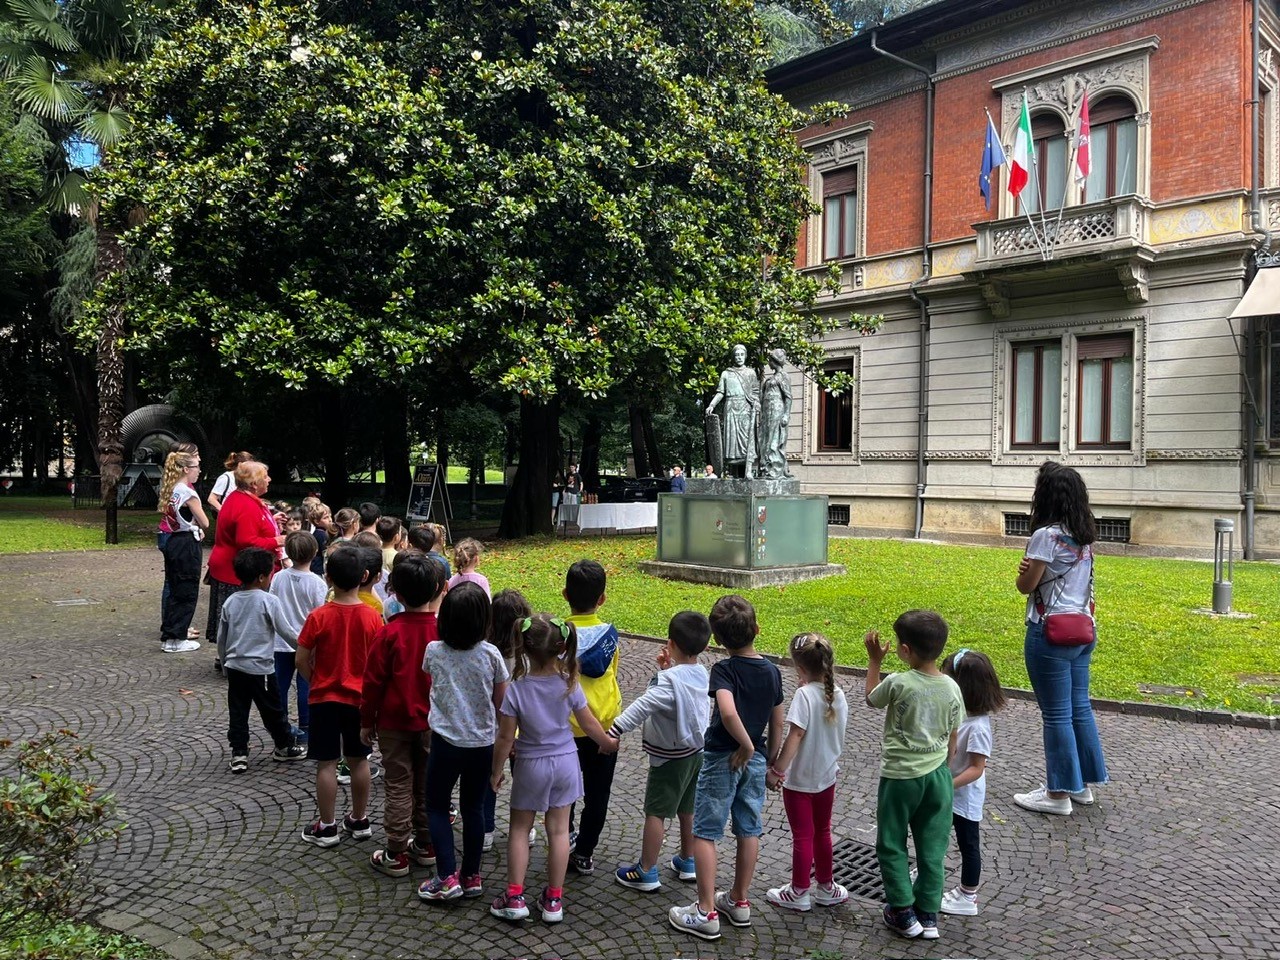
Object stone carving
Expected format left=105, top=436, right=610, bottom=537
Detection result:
left=705, top=344, right=760, bottom=479
left=759, top=348, right=794, bottom=480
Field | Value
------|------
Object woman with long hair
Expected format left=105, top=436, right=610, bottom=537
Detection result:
left=158, top=448, right=209, bottom=653
left=1013, top=462, right=1108, bottom=816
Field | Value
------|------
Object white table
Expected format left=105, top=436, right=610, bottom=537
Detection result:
left=571, top=502, right=658, bottom=532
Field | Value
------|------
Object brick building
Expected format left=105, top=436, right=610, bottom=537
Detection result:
left=768, top=0, right=1280, bottom=556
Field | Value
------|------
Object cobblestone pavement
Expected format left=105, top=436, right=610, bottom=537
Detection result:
left=2, top=547, right=1279, bottom=959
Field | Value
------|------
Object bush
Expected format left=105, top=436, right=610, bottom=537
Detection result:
left=0, top=732, right=123, bottom=937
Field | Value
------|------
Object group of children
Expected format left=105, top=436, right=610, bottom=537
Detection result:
left=216, top=522, right=1008, bottom=942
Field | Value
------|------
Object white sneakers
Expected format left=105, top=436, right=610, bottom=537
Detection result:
left=1014, top=784, right=1073, bottom=815
left=941, top=886, right=979, bottom=916
left=1069, top=786, right=1095, bottom=805
left=162, top=638, right=201, bottom=653
left=765, top=883, right=811, bottom=912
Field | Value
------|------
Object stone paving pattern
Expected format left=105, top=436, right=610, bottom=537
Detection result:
left=2, top=548, right=1279, bottom=959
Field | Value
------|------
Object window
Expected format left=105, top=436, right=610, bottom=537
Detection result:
left=1011, top=340, right=1062, bottom=447
left=822, top=167, right=858, bottom=261
left=1083, top=96, right=1138, bottom=202
left=1019, top=113, right=1066, bottom=215
left=1076, top=333, right=1133, bottom=448
left=817, top=361, right=854, bottom=451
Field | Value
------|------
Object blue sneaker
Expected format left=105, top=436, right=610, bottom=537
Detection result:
left=918, top=910, right=939, bottom=940
left=615, top=862, right=661, bottom=892
left=883, top=904, right=923, bottom=938
left=670, top=854, right=696, bottom=882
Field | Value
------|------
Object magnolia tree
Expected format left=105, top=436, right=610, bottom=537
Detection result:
left=82, top=0, right=874, bottom=537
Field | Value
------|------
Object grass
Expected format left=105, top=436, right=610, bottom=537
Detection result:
left=0, top=496, right=154, bottom=552
left=479, top=535, right=1280, bottom=716
left=0, top=916, right=161, bottom=960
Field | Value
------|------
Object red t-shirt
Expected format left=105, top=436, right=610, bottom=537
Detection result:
left=298, top=602, right=384, bottom=707
left=360, top=611, right=437, bottom=732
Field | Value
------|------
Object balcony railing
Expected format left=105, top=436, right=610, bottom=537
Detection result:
left=972, top=196, right=1152, bottom=270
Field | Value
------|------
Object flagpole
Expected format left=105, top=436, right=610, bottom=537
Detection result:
left=1049, top=87, right=1086, bottom=259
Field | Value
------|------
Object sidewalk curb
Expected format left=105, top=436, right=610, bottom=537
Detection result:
left=619, top=631, right=1280, bottom=732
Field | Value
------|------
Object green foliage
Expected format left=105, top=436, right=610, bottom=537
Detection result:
left=480, top=535, right=1280, bottom=715
left=0, top=732, right=124, bottom=938
left=0, top=915, right=161, bottom=960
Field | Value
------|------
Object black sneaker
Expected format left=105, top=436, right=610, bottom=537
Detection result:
left=272, top=743, right=307, bottom=761
left=343, top=814, right=373, bottom=840
left=918, top=910, right=939, bottom=940
left=568, top=852, right=594, bottom=875
left=301, top=820, right=340, bottom=848
left=883, top=904, right=923, bottom=938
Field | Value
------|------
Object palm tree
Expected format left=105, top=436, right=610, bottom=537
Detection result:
left=1, top=0, right=166, bottom=540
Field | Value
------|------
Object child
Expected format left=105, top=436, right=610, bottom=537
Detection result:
left=864, top=610, right=965, bottom=940
left=408, top=524, right=453, bottom=577
left=350, top=540, right=385, bottom=619
left=270, top=532, right=327, bottom=739
left=764, top=633, right=850, bottom=912
left=939, top=648, right=1006, bottom=917
left=668, top=595, right=782, bottom=942
left=376, top=516, right=402, bottom=573
left=418, top=582, right=510, bottom=903
left=610, top=611, right=711, bottom=892
left=563, top=559, right=622, bottom=875
left=327, top=508, right=359, bottom=554
left=296, top=546, right=385, bottom=847
left=359, top=501, right=381, bottom=533
left=448, top=538, right=490, bottom=598
left=484, top=588, right=534, bottom=850
left=305, top=502, right=331, bottom=574
left=489, top=614, right=617, bottom=924
left=361, top=553, right=448, bottom=877
left=216, top=547, right=307, bottom=772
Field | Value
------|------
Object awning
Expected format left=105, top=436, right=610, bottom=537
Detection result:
left=1229, top=267, right=1280, bottom=318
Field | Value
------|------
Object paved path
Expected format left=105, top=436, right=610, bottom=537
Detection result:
left=2, top=547, right=1278, bottom=959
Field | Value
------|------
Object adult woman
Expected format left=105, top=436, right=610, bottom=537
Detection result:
left=1013, top=462, right=1108, bottom=816
left=206, top=460, right=286, bottom=667
left=758, top=347, right=793, bottom=480
left=158, top=449, right=209, bottom=653
left=158, top=441, right=200, bottom=640
left=207, top=450, right=254, bottom=513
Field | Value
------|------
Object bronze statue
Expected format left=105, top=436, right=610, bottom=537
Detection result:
left=705, top=344, right=759, bottom=479
left=759, top=348, right=793, bottom=480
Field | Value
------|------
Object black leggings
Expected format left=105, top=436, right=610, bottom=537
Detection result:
left=954, top=813, right=982, bottom=888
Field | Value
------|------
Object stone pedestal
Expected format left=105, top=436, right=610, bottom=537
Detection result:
left=640, top=483, right=845, bottom=589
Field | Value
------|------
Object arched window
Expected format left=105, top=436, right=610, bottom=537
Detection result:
left=1020, top=113, right=1066, bottom=214
left=1083, top=96, right=1138, bottom=201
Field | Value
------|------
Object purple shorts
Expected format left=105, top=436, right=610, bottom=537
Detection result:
left=509, top=752, right=583, bottom=812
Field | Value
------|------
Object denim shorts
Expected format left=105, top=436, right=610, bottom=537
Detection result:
left=692, top=750, right=767, bottom=840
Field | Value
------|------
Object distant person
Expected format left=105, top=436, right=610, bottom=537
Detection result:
left=358, top=501, right=381, bottom=533
left=864, top=611, right=965, bottom=941
left=206, top=450, right=253, bottom=513
left=408, top=523, right=452, bottom=578
left=217, top=547, right=307, bottom=772
left=448, top=538, right=490, bottom=599
left=1013, top=461, right=1108, bottom=816
left=703, top=465, right=717, bottom=480
left=327, top=508, right=359, bottom=554
left=670, top=466, right=686, bottom=494
left=376, top=517, right=402, bottom=573
left=157, top=441, right=200, bottom=643
left=157, top=449, right=208, bottom=653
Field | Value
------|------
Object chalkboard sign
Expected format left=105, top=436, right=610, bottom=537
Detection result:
left=406, top=463, right=451, bottom=542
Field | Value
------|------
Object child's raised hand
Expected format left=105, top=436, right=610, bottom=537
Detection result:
left=655, top=647, right=672, bottom=671
left=864, top=630, right=889, bottom=663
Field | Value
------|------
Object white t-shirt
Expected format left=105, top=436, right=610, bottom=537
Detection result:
left=1024, top=523, right=1093, bottom=624
left=423, top=640, right=510, bottom=748
left=949, top=713, right=993, bottom=821
left=782, top=681, right=848, bottom=793
left=167, top=481, right=203, bottom=539
left=268, top=567, right=328, bottom=653
left=211, top=470, right=236, bottom=502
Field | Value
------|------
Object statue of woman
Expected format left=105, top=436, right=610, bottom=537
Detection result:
left=705, top=344, right=759, bottom=479
left=759, top=347, right=793, bottom=479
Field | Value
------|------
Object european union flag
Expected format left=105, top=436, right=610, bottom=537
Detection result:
left=979, top=114, right=1007, bottom=211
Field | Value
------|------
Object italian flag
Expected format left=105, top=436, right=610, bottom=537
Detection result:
left=1008, top=94, right=1033, bottom=199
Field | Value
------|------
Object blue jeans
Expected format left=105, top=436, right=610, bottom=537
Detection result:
left=692, top=750, right=766, bottom=840
left=1024, top=620, right=1108, bottom=793
left=273, top=651, right=309, bottom=729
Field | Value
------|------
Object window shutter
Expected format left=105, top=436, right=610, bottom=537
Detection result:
left=1076, top=333, right=1132, bottom=360
left=1089, top=96, right=1137, bottom=126
left=823, top=167, right=858, bottom=197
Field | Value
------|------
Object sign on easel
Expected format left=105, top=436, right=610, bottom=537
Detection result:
left=406, top=463, right=452, bottom=543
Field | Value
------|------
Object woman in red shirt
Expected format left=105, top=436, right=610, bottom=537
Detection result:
left=205, top=460, right=286, bottom=668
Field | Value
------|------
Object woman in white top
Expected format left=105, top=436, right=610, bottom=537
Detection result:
left=206, top=450, right=254, bottom=513
left=1013, top=461, right=1108, bottom=816
left=158, top=450, right=209, bottom=653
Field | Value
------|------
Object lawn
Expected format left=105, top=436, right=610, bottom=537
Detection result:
left=0, top=496, right=154, bottom=552
left=479, top=535, right=1280, bottom=716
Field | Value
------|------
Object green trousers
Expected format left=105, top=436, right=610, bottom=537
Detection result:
left=876, top=763, right=953, bottom=912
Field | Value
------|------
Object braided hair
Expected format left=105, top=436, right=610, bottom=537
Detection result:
left=790, top=632, right=837, bottom=721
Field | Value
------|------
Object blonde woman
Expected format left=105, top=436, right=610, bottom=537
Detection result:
left=158, top=449, right=209, bottom=653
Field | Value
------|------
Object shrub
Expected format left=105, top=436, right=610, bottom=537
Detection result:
left=0, top=732, right=123, bottom=937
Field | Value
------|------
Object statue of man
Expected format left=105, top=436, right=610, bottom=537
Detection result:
left=705, top=344, right=759, bottom=479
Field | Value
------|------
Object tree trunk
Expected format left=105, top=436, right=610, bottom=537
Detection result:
left=640, top=405, right=664, bottom=477
left=380, top=385, right=411, bottom=515
left=628, top=404, right=650, bottom=478
left=581, top=414, right=602, bottom=490
left=497, top=396, right=559, bottom=539
left=95, top=230, right=126, bottom=544
left=319, top=387, right=348, bottom=507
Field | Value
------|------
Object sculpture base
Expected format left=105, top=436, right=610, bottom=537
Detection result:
left=640, top=560, right=846, bottom=590
left=686, top=477, right=800, bottom=496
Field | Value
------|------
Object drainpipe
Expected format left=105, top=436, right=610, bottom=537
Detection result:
left=871, top=31, right=934, bottom=539
left=1245, top=0, right=1268, bottom=558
